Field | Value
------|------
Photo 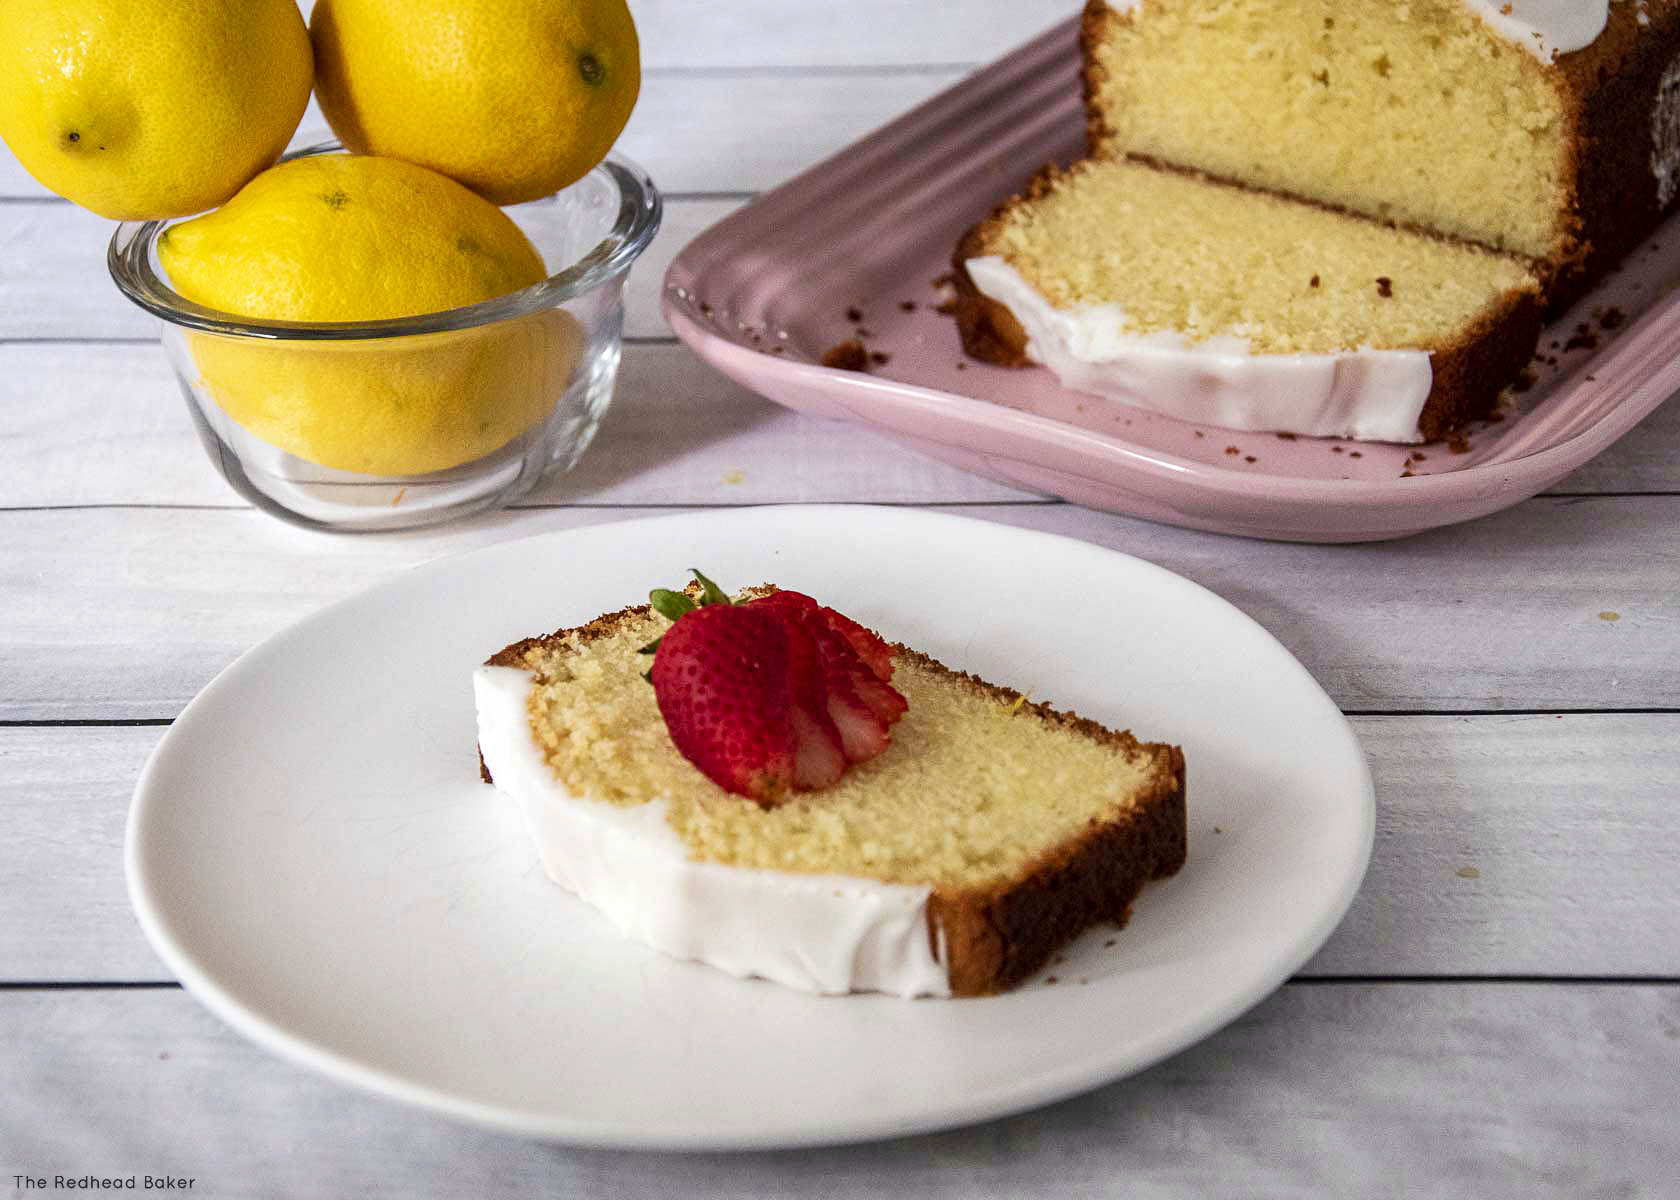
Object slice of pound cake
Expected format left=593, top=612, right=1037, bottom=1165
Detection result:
left=1081, top=0, right=1680, bottom=304
left=475, top=576, right=1186, bottom=998
left=952, top=157, right=1543, bottom=443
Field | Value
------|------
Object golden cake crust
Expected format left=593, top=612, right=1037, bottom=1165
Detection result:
left=480, top=591, right=1187, bottom=997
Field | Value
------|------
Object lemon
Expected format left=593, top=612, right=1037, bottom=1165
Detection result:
left=311, top=0, right=640, bottom=205
left=0, top=0, right=311, bottom=220
left=159, top=154, right=581, bottom=477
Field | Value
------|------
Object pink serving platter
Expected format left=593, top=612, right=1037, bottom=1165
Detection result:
left=663, top=18, right=1680, bottom=543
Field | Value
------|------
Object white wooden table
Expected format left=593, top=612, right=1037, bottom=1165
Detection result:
left=4, top=3, right=1678, bottom=1194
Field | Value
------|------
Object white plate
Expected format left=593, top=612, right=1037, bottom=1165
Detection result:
left=126, top=505, right=1374, bottom=1149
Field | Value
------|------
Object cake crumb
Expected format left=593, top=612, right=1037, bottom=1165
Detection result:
left=1563, top=324, right=1599, bottom=352
left=1599, top=306, right=1626, bottom=330
left=855, top=326, right=874, bottom=338
left=955, top=361, right=967, bottom=370
left=845, top=306, right=863, bottom=323
left=1213, top=825, right=1223, bottom=834
left=1224, top=445, right=1240, bottom=456
left=1244, top=455, right=1257, bottom=463
left=770, top=345, right=785, bottom=354
left=1349, top=451, right=1362, bottom=459
left=1456, top=865, right=1481, bottom=880
left=1104, top=939, right=1117, bottom=948
left=699, top=302, right=713, bottom=317
left=722, top=470, right=746, bottom=485
left=1193, top=430, right=1205, bottom=438
left=1400, top=469, right=1416, bottom=478
left=1448, top=435, right=1472, bottom=455
left=900, top=300, right=917, bottom=312
left=1044, top=975, right=1058, bottom=986
left=1599, top=610, right=1621, bottom=622
left=1511, top=369, right=1538, bottom=393
left=821, top=340, right=870, bottom=372
left=1331, top=445, right=1345, bottom=454
left=390, top=487, right=407, bottom=507
left=1276, top=432, right=1298, bottom=441
left=1309, top=274, right=1320, bottom=288
left=1375, top=276, right=1393, bottom=298
left=869, top=351, right=891, bottom=366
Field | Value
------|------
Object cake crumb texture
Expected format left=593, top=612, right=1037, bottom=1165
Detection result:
left=1084, top=0, right=1571, bottom=260
left=966, top=157, right=1536, bottom=356
left=503, top=606, right=1175, bottom=891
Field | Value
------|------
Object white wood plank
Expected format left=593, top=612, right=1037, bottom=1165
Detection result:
left=964, top=499, right=1680, bottom=713
left=0, top=64, right=969, bottom=201
left=1306, top=714, right=1680, bottom=976
left=617, top=70, right=965, bottom=194
left=0, top=342, right=1037, bottom=510
left=2, top=984, right=1674, bottom=1196
left=3, top=340, right=1676, bottom=512
left=632, top=0, right=1070, bottom=70
left=6, top=717, right=1677, bottom=983
left=0, top=195, right=733, bottom=342
left=0, top=727, right=168, bottom=982
left=2, top=499, right=1676, bottom=722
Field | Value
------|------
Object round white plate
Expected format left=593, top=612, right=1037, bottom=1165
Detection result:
left=127, top=505, right=1374, bottom=1149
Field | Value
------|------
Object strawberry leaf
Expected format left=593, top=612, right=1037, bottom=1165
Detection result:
left=649, top=589, right=697, bottom=621
left=690, top=569, right=732, bottom=607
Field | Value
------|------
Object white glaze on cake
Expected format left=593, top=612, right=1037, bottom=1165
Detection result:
left=1462, top=1, right=1609, bottom=62
left=964, top=255, right=1436, bottom=444
left=473, top=665, right=952, bottom=999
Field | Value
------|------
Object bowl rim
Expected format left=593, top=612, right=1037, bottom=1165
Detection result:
left=106, top=142, right=663, bottom=342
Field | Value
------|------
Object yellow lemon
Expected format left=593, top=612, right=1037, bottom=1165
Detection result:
left=158, top=154, right=581, bottom=476
left=311, top=0, right=640, bottom=205
left=0, top=0, right=311, bottom=220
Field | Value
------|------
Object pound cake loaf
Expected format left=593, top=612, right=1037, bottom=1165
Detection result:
left=1082, top=0, right=1680, bottom=303
left=953, top=157, right=1542, bottom=442
left=475, top=586, right=1186, bottom=998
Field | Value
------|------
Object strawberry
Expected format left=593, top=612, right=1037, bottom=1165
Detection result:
left=747, top=590, right=906, bottom=760
left=647, top=572, right=907, bottom=803
left=649, top=602, right=802, bottom=804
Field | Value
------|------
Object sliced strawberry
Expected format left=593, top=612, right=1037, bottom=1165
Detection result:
left=751, top=592, right=906, bottom=763
left=776, top=605, right=847, bottom=789
left=816, top=606, right=896, bottom=682
left=650, top=603, right=799, bottom=804
left=650, top=579, right=909, bottom=798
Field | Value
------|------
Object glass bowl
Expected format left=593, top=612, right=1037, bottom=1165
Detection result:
left=108, top=142, right=661, bottom=532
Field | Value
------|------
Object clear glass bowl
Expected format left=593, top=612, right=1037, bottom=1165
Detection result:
left=108, top=143, right=661, bottom=531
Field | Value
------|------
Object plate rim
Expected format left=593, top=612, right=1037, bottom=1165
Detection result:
left=660, top=15, right=1680, bottom=539
left=125, top=504, right=1376, bottom=1149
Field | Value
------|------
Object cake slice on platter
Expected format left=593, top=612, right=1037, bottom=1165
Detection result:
left=475, top=576, right=1185, bottom=998
left=952, top=157, right=1542, bottom=444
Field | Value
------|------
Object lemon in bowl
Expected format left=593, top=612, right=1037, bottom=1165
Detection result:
left=110, top=144, right=661, bottom=531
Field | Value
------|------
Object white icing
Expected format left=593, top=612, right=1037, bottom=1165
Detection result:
left=1461, top=1, right=1609, bottom=62
left=1653, top=55, right=1680, bottom=208
left=965, top=256, right=1436, bottom=444
left=473, top=666, right=951, bottom=998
